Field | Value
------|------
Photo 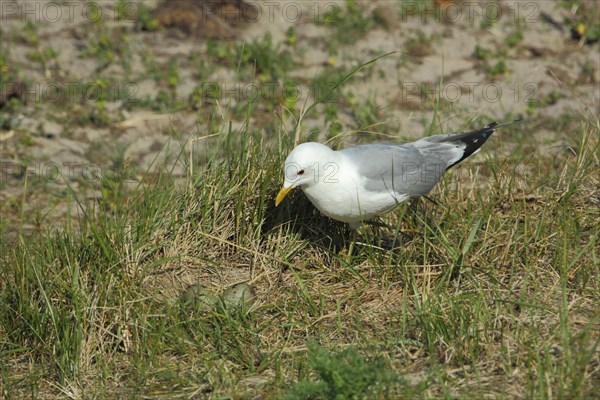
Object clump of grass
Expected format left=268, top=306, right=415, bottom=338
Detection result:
left=559, top=0, right=600, bottom=44
left=278, top=342, right=413, bottom=399
left=236, top=33, right=293, bottom=81
left=135, top=2, right=159, bottom=31
left=317, top=0, right=375, bottom=50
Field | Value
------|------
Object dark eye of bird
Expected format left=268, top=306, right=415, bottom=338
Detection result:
left=298, top=169, right=305, bottom=175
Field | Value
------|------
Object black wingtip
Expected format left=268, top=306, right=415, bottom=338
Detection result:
left=444, top=122, right=500, bottom=168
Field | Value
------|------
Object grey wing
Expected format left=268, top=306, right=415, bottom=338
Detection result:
left=340, top=143, right=462, bottom=197
left=341, top=121, right=507, bottom=197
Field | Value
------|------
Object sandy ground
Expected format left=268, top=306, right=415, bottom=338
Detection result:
left=0, top=0, right=598, bottom=236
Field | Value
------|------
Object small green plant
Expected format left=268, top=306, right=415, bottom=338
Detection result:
left=206, top=39, right=235, bottom=65
left=90, top=79, right=110, bottom=126
left=473, top=24, right=526, bottom=79
left=21, top=20, right=39, bottom=45
left=279, top=342, right=406, bottom=399
left=480, top=5, right=500, bottom=29
left=485, top=60, right=509, bottom=77
left=80, top=25, right=132, bottom=71
left=285, top=27, right=297, bottom=47
left=527, top=90, right=562, bottom=114
left=136, top=4, right=159, bottom=31
left=86, top=2, right=102, bottom=23
left=115, top=0, right=136, bottom=22
left=541, top=90, right=562, bottom=105
left=559, top=0, right=600, bottom=43
left=236, top=33, right=292, bottom=81
left=82, top=31, right=115, bottom=65
left=318, top=0, right=375, bottom=47
left=473, top=45, right=494, bottom=60
left=166, top=60, right=179, bottom=92
left=26, top=47, right=58, bottom=70
left=281, top=80, right=299, bottom=111
left=505, top=30, right=524, bottom=48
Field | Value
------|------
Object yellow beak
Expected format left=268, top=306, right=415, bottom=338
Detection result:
left=275, top=186, right=293, bottom=206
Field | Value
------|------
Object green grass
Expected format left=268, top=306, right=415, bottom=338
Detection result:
left=1, top=2, right=599, bottom=396
left=1, top=102, right=598, bottom=397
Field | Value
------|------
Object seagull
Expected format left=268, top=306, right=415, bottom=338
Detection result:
left=275, top=121, right=518, bottom=228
